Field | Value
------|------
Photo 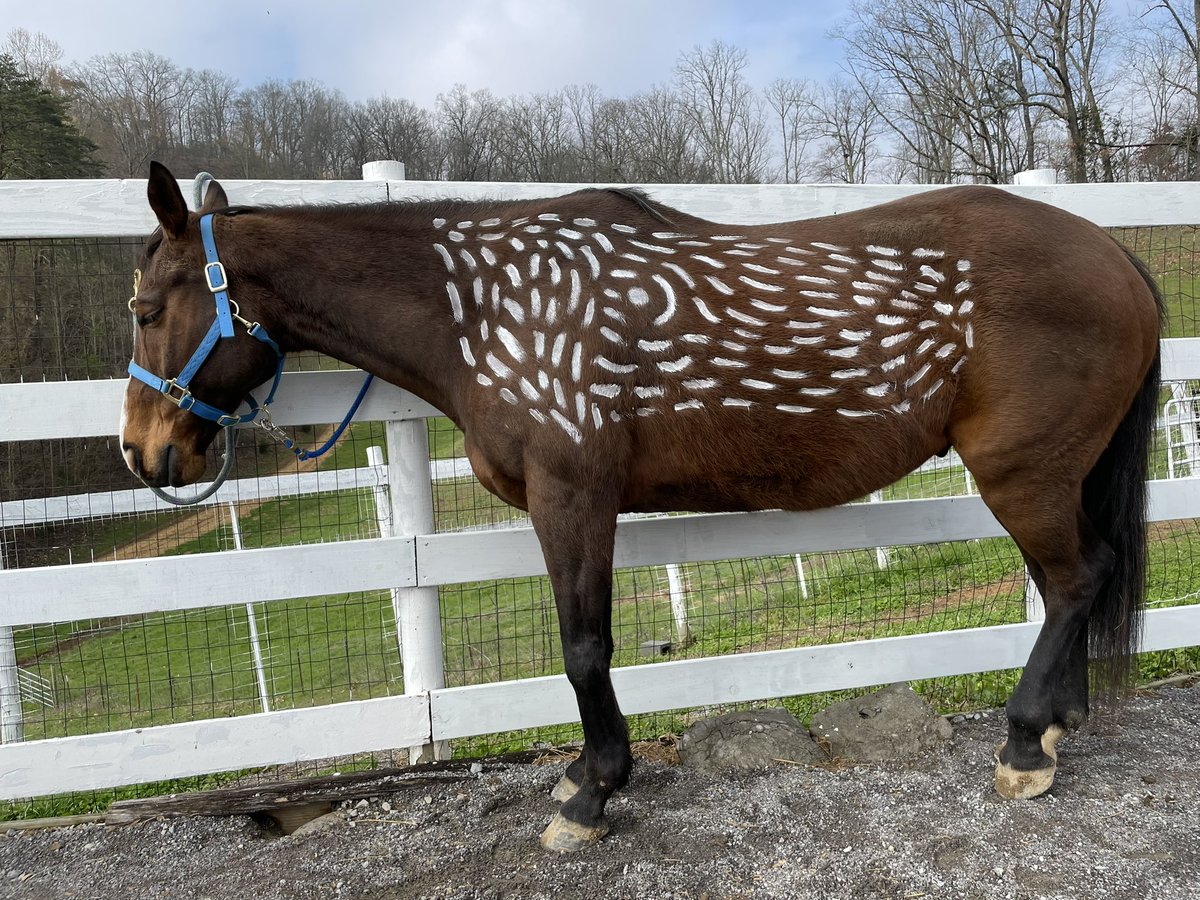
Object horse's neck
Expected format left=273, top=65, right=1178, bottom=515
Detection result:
left=242, top=208, right=470, bottom=418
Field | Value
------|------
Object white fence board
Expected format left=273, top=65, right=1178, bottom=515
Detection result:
left=0, top=693, right=430, bottom=799
left=0, top=537, right=416, bottom=626
left=4, top=178, right=1200, bottom=239
left=7, top=338, right=1199, bottom=443
left=433, top=604, right=1200, bottom=739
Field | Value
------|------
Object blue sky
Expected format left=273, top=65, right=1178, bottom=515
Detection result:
left=2, top=1, right=853, bottom=105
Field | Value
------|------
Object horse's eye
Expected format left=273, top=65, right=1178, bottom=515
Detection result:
left=137, top=309, right=162, bottom=328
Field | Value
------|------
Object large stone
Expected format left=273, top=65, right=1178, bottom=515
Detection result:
left=809, top=683, right=953, bottom=761
left=677, top=709, right=824, bottom=774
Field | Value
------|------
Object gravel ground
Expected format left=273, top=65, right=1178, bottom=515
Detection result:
left=4, top=683, right=1200, bottom=900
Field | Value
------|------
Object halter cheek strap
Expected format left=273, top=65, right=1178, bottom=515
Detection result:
left=127, top=212, right=372, bottom=456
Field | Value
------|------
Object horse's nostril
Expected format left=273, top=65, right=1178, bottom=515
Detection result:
left=123, top=443, right=143, bottom=477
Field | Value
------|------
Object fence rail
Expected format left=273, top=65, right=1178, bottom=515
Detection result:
left=3, top=173, right=1200, bottom=802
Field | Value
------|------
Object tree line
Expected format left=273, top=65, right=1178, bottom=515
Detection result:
left=4, top=1, right=1200, bottom=187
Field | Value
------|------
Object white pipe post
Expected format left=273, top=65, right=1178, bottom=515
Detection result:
left=362, top=159, right=448, bottom=763
left=228, top=504, right=271, bottom=714
left=663, top=564, right=693, bottom=646
left=0, top=536, right=22, bottom=743
left=366, top=444, right=405, bottom=663
left=1025, top=573, right=1046, bottom=623
left=385, top=419, right=449, bottom=762
left=869, top=491, right=890, bottom=569
left=793, top=555, right=810, bottom=600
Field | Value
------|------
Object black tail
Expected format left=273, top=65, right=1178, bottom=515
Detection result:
left=1082, top=246, right=1164, bottom=693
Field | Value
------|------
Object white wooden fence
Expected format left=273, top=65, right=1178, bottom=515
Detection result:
left=3, top=171, right=1200, bottom=800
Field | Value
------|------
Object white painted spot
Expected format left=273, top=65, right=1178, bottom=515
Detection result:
left=693, top=255, right=725, bottom=269
left=831, top=368, right=869, bottom=380
left=651, top=274, right=677, bottom=326
left=705, top=275, right=734, bottom=296
left=681, top=333, right=710, bottom=345
left=596, top=356, right=638, bottom=374
left=553, top=378, right=566, bottom=407
left=784, top=246, right=815, bottom=256
left=892, top=298, right=921, bottom=311
left=472, top=277, right=484, bottom=307
left=601, top=326, right=624, bottom=344
left=545, top=298, right=558, bottom=326
left=711, top=234, right=746, bottom=241
left=559, top=228, right=583, bottom=240
left=658, top=356, right=692, bottom=373
left=639, top=339, right=671, bottom=352
left=693, top=297, right=721, bottom=323
left=629, top=239, right=675, bottom=255
left=434, top=244, right=455, bottom=273
left=751, top=299, right=788, bottom=314
left=936, top=343, right=957, bottom=359
left=892, top=400, right=912, bottom=413
left=827, top=346, right=860, bottom=359
left=934, top=302, right=954, bottom=315
left=459, top=249, right=477, bottom=273
left=612, top=269, right=637, bottom=279
left=876, top=315, right=905, bottom=327
left=839, top=329, right=870, bottom=342
left=574, top=218, right=598, bottom=228
left=504, top=264, right=522, bottom=288
left=712, top=358, right=747, bottom=368
left=580, top=246, right=600, bottom=279
left=913, top=249, right=945, bottom=258
left=791, top=336, right=823, bottom=346
left=500, top=387, right=518, bottom=404
left=534, top=331, right=546, bottom=358
left=801, top=387, right=836, bottom=397
left=822, top=265, right=850, bottom=274
left=866, top=245, right=900, bottom=256
left=905, top=363, right=932, bottom=388
left=952, top=357, right=966, bottom=374
left=459, top=336, right=476, bottom=366
left=675, top=399, right=703, bottom=411
left=956, top=259, right=971, bottom=271
left=921, top=379, right=944, bottom=401
left=486, top=353, right=513, bottom=379
left=682, top=378, right=719, bottom=390
left=635, top=386, right=665, bottom=399
left=445, top=282, right=464, bottom=323
left=777, top=404, right=815, bottom=414
left=480, top=218, right=501, bottom=228
left=812, top=242, right=848, bottom=252
left=590, top=383, right=621, bottom=398
left=510, top=239, right=525, bottom=253
left=919, top=320, right=938, bottom=330
left=853, top=281, right=886, bottom=294
left=881, top=332, right=912, bottom=349
left=881, top=355, right=906, bottom=373
left=866, top=271, right=902, bottom=285
left=964, top=324, right=974, bottom=348
left=740, top=276, right=783, bottom=293
left=529, top=409, right=547, bottom=424
left=765, top=345, right=797, bottom=356
left=538, top=213, right=561, bottom=222
left=519, top=377, right=540, bottom=401
left=919, top=265, right=946, bottom=283
left=916, top=338, right=937, bottom=356
left=777, top=257, right=809, bottom=268
left=772, top=368, right=809, bottom=380
left=663, top=262, right=696, bottom=289
left=727, top=308, right=768, bottom=327
left=959, top=300, right=974, bottom=315
left=722, top=398, right=753, bottom=408
left=551, top=333, right=567, bottom=366
left=476, top=373, right=493, bottom=387
left=603, top=307, right=626, bottom=324
left=621, top=253, right=649, bottom=265
left=502, top=299, right=525, bottom=322
left=852, top=296, right=878, bottom=308
left=838, top=409, right=879, bottom=418
left=872, top=259, right=904, bottom=271
left=787, top=320, right=824, bottom=330
left=741, top=378, right=776, bottom=390
left=865, top=384, right=889, bottom=397
left=914, top=283, right=937, bottom=294
left=569, top=269, right=583, bottom=312
left=433, top=218, right=446, bottom=229
left=744, top=263, right=781, bottom=275
left=594, top=233, right=615, bottom=253
left=611, top=224, right=637, bottom=234
left=593, top=405, right=604, bottom=429
left=679, top=240, right=710, bottom=248
left=550, top=409, right=583, bottom=443
left=481, top=247, right=497, bottom=266
left=530, top=287, right=542, bottom=319
left=554, top=243, right=573, bottom=263
left=808, top=307, right=851, bottom=318
left=480, top=320, right=489, bottom=341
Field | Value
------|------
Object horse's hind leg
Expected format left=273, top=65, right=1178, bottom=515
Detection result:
left=1018, top=549, right=1089, bottom=732
left=971, top=474, right=1114, bottom=799
left=525, top=466, right=631, bottom=851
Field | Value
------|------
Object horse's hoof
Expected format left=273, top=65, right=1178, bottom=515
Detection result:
left=550, top=775, right=580, bottom=803
left=993, top=724, right=1066, bottom=800
left=539, top=812, right=608, bottom=852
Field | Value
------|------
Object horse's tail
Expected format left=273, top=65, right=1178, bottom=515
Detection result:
left=1082, top=245, right=1163, bottom=694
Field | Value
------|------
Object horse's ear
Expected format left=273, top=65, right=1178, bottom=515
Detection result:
left=199, top=178, right=229, bottom=213
left=147, top=161, right=188, bottom=240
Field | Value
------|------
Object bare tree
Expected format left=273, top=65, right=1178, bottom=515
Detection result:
left=764, top=77, right=820, bottom=183
left=2, top=29, right=63, bottom=87
left=809, top=78, right=885, bottom=183
left=675, top=41, right=770, bottom=182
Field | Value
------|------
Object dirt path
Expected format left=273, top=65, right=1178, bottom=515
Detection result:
left=102, top=425, right=340, bottom=562
left=3, top=682, right=1200, bottom=899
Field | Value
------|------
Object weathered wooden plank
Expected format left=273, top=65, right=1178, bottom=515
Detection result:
left=0, top=537, right=416, bottom=626
left=0, top=693, right=431, bottom=800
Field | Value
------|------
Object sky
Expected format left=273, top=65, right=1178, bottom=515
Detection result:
left=0, top=0, right=853, bottom=106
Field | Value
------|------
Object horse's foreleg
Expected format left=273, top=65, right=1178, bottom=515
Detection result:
left=526, top=470, right=630, bottom=851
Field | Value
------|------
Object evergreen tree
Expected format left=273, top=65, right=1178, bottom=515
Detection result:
left=0, top=54, right=100, bottom=178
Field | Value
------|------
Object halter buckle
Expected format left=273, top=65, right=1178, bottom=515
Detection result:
left=204, top=261, right=228, bottom=293
left=161, top=378, right=193, bottom=408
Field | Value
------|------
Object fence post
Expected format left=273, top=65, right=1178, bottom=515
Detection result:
left=663, top=564, right=694, bottom=646
left=0, top=536, right=22, bottom=743
left=362, top=159, right=448, bottom=762
left=227, top=503, right=271, bottom=714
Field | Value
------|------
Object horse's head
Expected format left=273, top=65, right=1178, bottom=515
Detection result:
left=121, top=162, right=282, bottom=487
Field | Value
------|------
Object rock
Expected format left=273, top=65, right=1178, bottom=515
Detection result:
left=677, top=709, right=824, bottom=774
left=809, top=683, right=953, bottom=761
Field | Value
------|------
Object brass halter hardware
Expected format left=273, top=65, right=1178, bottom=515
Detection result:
left=127, top=268, right=142, bottom=313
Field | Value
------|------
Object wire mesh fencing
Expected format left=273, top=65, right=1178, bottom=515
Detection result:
left=1, top=221, right=1200, bottom=803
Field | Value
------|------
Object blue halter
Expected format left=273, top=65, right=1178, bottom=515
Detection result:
left=128, top=212, right=373, bottom=461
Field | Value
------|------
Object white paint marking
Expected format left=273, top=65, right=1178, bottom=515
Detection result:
left=639, top=339, right=671, bottom=352
left=433, top=218, right=446, bottom=229
left=682, top=378, right=719, bottom=390
left=574, top=218, right=597, bottom=228
left=529, top=409, right=547, bottom=424
left=705, top=276, right=734, bottom=295
left=496, top=327, right=526, bottom=362
left=502, top=299, right=525, bottom=322
left=675, top=399, right=703, bottom=411
left=480, top=247, right=497, bottom=267
left=905, top=363, right=932, bottom=388
left=681, top=333, right=710, bottom=345
left=919, top=320, right=938, bottom=331
left=808, top=307, right=851, bottom=318
left=795, top=275, right=836, bottom=285
left=812, top=242, right=848, bottom=252
left=916, top=338, right=937, bottom=355
left=771, top=369, right=810, bottom=381
left=914, top=283, right=938, bottom=294
left=510, top=238, right=525, bottom=253
left=726, top=308, right=768, bottom=326
left=519, top=377, right=540, bottom=401
left=876, top=314, right=906, bottom=326
left=712, top=358, right=747, bottom=368
left=580, top=246, right=600, bottom=279
left=663, top=262, right=696, bottom=289
left=553, top=377, right=566, bottom=407
left=866, top=245, right=900, bottom=256
left=590, top=383, right=621, bottom=398
left=872, top=259, right=904, bottom=271
left=603, top=307, right=626, bottom=324
left=765, top=344, right=796, bottom=356
left=629, top=239, right=675, bottom=255
left=658, top=356, right=692, bottom=373
left=751, top=299, right=788, bottom=314
left=852, top=296, right=878, bottom=308
left=635, top=386, right=665, bottom=399
left=865, top=384, right=889, bottom=397
left=744, top=263, right=781, bottom=275
left=921, top=379, right=945, bottom=401
left=934, top=301, right=955, bottom=315
left=611, top=224, right=637, bottom=234
left=801, top=387, right=836, bottom=397
left=601, top=326, right=624, bottom=345
left=822, top=265, right=849, bottom=274
left=838, top=409, right=879, bottom=418
left=550, top=409, right=583, bottom=443
left=476, top=373, right=493, bottom=387
left=720, top=340, right=748, bottom=352
left=881, top=332, right=912, bottom=349
left=652, top=274, right=677, bottom=326
left=559, top=228, right=582, bottom=240
left=740, top=276, right=783, bottom=293
left=964, top=324, right=974, bottom=348
left=827, top=346, right=860, bottom=359
left=913, top=248, right=945, bottom=259
left=853, top=281, right=886, bottom=294
left=622, top=253, right=649, bottom=265
left=596, top=356, right=638, bottom=374
left=486, top=353, right=513, bottom=379
left=787, top=320, right=824, bottom=330
left=920, top=265, right=946, bottom=283
left=693, top=297, right=721, bottom=323
left=832, top=368, right=869, bottom=380
left=582, top=298, right=596, bottom=328
left=722, top=398, right=753, bottom=408
left=840, top=329, right=870, bottom=342
left=530, top=287, right=542, bottom=319
left=612, top=269, right=637, bottom=279
left=551, top=333, right=567, bottom=366
left=594, top=233, right=615, bottom=253
left=741, top=378, right=775, bottom=390
left=777, top=404, right=815, bottom=414
left=881, top=355, right=906, bottom=373
left=593, top=405, right=604, bottom=429
left=445, top=282, right=464, bottom=323
left=459, top=249, right=477, bottom=273
left=959, top=300, right=974, bottom=315
left=499, top=387, right=518, bottom=404
left=693, top=255, right=725, bottom=269
left=459, top=336, right=476, bottom=366
left=434, top=244, right=455, bottom=273
left=866, top=271, right=902, bottom=285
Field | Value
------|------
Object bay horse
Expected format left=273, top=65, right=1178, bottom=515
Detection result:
left=120, top=161, right=1162, bottom=851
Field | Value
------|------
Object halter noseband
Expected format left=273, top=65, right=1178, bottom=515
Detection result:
left=127, top=212, right=287, bottom=428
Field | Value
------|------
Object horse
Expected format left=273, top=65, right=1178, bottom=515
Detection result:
left=120, top=161, right=1162, bottom=852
